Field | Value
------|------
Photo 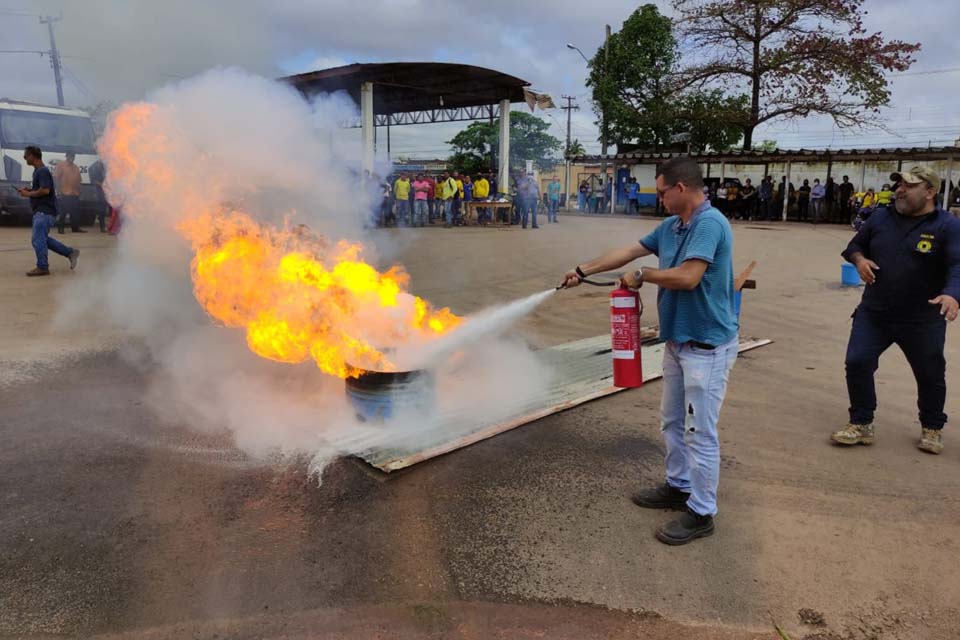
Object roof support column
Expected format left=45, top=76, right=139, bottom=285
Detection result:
left=858, top=159, right=866, bottom=192
left=361, top=82, right=374, bottom=176
left=943, top=156, right=953, bottom=208
left=498, top=99, right=510, bottom=195
left=782, top=160, right=791, bottom=221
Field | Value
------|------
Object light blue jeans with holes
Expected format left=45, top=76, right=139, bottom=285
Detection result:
left=660, top=335, right=738, bottom=517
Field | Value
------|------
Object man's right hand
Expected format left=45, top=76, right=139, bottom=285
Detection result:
left=854, top=256, right=880, bottom=285
left=559, top=269, right=581, bottom=289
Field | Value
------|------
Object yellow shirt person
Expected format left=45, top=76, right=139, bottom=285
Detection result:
left=441, top=175, right=458, bottom=200
left=393, top=177, right=411, bottom=201
left=474, top=177, right=490, bottom=199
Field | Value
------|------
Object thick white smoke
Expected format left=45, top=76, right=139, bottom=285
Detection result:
left=54, top=68, right=552, bottom=477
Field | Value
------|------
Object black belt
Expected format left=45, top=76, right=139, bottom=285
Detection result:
left=689, top=341, right=716, bottom=350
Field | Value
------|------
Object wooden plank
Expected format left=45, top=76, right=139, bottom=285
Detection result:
left=735, top=260, right=757, bottom=291
left=361, top=337, right=772, bottom=472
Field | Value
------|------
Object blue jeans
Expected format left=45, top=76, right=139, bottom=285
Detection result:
left=660, top=336, right=739, bottom=516
left=413, top=199, right=428, bottom=226
left=32, top=212, right=74, bottom=270
left=578, top=193, right=586, bottom=211
left=520, top=198, right=538, bottom=227
left=444, top=199, right=453, bottom=225
left=548, top=198, right=559, bottom=222
left=396, top=199, right=410, bottom=225
left=845, top=308, right=947, bottom=429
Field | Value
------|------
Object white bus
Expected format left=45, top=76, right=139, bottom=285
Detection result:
left=0, top=99, right=104, bottom=225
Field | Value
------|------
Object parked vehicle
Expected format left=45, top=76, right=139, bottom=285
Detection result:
left=0, top=99, right=104, bottom=225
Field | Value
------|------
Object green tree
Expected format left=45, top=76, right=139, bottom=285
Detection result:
left=678, top=90, right=748, bottom=151
left=752, top=139, right=778, bottom=153
left=567, top=139, right=586, bottom=158
left=447, top=111, right=562, bottom=171
left=588, top=4, right=746, bottom=152
left=447, top=151, right=487, bottom=176
left=672, top=0, right=920, bottom=149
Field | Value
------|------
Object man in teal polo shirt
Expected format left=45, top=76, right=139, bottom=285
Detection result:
left=560, top=157, right=738, bottom=545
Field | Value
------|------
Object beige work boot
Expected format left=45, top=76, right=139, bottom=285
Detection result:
left=918, top=428, right=944, bottom=454
left=831, top=422, right=875, bottom=446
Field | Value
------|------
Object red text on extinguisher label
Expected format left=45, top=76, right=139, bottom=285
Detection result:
left=611, top=316, right=639, bottom=352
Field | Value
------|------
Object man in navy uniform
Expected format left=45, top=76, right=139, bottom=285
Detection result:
left=832, top=166, right=960, bottom=454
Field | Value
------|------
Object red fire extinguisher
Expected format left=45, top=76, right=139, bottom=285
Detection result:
left=610, top=286, right=643, bottom=388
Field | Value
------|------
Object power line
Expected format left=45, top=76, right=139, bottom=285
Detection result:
left=0, top=8, right=41, bottom=17
left=891, top=67, right=960, bottom=78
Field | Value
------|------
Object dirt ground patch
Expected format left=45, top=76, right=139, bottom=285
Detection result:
left=2, top=216, right=959, bottom=639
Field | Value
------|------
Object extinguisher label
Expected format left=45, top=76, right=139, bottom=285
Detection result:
left=613, top=349, right=636, bottom=360
left=611, top=297, right=637, bottom=308
left=611, top=319, right=639, bottom=351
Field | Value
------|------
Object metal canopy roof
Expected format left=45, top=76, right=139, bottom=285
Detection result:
left=575, top=146, right=960, bottom=164
left=281, top=62, right=530, bottom=116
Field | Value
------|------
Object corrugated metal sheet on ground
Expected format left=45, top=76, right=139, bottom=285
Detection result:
left=359, top=335, right=772, bottom=472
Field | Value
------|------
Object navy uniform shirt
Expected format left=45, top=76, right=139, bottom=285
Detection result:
left=30, top=165, right=59, bottom=216
left=842, top=206, right=960, bottom=322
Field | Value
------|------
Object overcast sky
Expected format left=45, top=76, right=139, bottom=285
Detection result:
left=3, top=0, right=959, bottom=160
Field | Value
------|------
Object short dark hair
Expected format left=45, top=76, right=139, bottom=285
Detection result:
left=24, top=145, right=42, bottom=160
left=657, top=157, right=703, bottom=189
left=66, top=151, right=75, bottom=159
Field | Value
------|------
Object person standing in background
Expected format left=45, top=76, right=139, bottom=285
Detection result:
left=520, top=174, right=540, bottom=229
left=825, top=176, right=837, bottom=222
left=411, top=174, right=430, bottom=227
left=441, top=171, right=458, bottom=228
left=758, top=176, right=774, bottom=220
left=578, top=180, right=589, bottom=212
left=53, top=151, right=84, bottom=234
left=433, top=176, right=444, bottom=223
left=425, top=174, right=436, bottom=224
left=626, top=177, right=640, bottom=214
left=810, top=178, right=826, bottom=224
left=547, top=176, right=562, bottom=223
left=88, top=159, right=108, bottom=232
left=726, top=180, right=740, bottom=219
left=393, top=172, right=411, bottom=226
left=839, top=175, right=855, bottom=224
left=797, top=179, right=811, bottom=222
left=740, top=178, right=756, bottom=220
left=473, top=173, right=490, bottom=224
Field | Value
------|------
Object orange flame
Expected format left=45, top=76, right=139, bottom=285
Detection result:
left=99, top=102, right=460, bottom=378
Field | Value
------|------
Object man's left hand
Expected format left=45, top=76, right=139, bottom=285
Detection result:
left=16, top=187, right=29, bottom=197
left=929, top=294, right=959, bottom=322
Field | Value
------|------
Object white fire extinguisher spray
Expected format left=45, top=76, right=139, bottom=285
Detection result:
left=610, top=286, right=643, bottom=388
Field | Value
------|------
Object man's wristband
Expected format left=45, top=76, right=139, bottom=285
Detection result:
left=575, top=266, right=587, bottom=279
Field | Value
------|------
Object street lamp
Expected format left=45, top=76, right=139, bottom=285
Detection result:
left=568, top=32, right=612, bottom=213
left=566, top=43, right=589, bottom=64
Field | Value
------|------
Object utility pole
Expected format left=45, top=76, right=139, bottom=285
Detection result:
left=561, top=95, right=579, bottom=210
left=39, top=16, right=65, bottom=107
left=600, top=24, right=611, bottom=212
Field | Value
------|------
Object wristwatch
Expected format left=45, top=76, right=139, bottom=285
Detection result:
left=633, top=267, right=644, bottom=287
